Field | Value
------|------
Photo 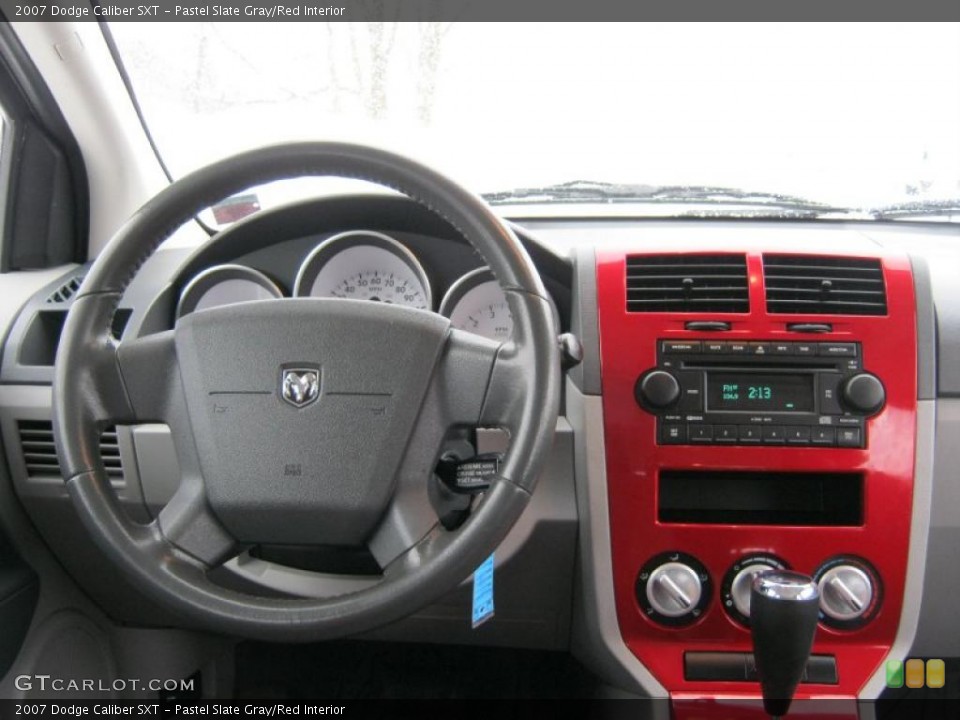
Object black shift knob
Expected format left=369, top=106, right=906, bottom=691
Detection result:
left=750, top=571, right=820, bottom=718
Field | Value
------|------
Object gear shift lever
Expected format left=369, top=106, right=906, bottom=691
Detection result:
left=750, top=570, right=820, bottom=719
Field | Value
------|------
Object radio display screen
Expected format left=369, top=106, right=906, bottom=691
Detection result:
left=706, top=373, right=815, bottom=412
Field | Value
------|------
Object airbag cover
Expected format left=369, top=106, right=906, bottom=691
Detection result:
left=174, top=298, right=450, bottom=545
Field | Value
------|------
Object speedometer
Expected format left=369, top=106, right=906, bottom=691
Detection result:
left=440, top=268, right=513, bottom=342
left=293, top=231, right=432, bottom=310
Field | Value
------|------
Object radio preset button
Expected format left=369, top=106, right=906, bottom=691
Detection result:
left=762, top=427, right=786, bottom=444
left=715, top=425, right=738, bottom=442
left=663, top=341, right=702, bottom=354
left=785, top=426, right=811, bottom=444
left=812, top=427, right=836, bottom=445
left=689, top=425, right=714, bottom=442
left=837, top=427, right=863, bottom=447
left=738, top=426, right=762, bottom=443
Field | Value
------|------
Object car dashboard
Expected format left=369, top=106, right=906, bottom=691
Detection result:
left=1, top=196, right=959, bottom=712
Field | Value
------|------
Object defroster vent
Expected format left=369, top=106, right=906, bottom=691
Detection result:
left=626, top=254, right=749, bottom=313
left=17, top=420, right=123, bottom=481
left=764, top=255, right=887, bottom=315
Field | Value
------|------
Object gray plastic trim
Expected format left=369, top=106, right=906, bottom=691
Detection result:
left=909, top=254, right=936, bottom=401
left=568, top=247, right=601, bottom=395
left=858, top=398, right=934, bottom=700
left=904, top=398, right=960, bottom=657
left=566, top=378, right=668, bottom=700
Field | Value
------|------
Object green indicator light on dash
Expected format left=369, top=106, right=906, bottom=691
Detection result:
left=886, top=659, right=904, bottom=688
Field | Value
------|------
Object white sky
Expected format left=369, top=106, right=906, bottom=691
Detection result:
left=112, top=22, right=960, bottom=210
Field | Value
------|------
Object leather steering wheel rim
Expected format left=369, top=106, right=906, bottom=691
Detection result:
left=52, top=142, right=560, bottom=641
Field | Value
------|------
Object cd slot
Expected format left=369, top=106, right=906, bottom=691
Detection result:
left=680, top=360, right=835, bottom=370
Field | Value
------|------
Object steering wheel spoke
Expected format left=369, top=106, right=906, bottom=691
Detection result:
left=115, top=330, right=181, bottom=424
left=156, top=477, right=241, bottom=568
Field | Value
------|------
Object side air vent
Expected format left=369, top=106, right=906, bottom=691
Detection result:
left=17, top=420, right=123, bottom=481
left=764, top=255, right=887, bottom=315
left=625, top=254, right=749, bottom=313
left=46, top=275, right=85, bottom=304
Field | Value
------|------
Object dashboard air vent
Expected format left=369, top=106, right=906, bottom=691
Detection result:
left=46, top=275, right=84, bottom=304
left=17, top=420, right=123, bottom=481
left=763, top=255, right=887, bottom=315
left=625, top=254, right=749, bottom=313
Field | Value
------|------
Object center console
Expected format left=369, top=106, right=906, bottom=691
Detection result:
left=596, top=249, right=917, bottom=711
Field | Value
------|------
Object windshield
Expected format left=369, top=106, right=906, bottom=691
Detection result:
left=110, top=22, right=960, bottom=220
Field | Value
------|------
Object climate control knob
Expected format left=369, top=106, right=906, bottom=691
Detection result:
left=721, top=554, right=788, bottom=626
left=635, top=370, right=681, bottom=410
left=647, top=563, right=702, bottom=617
left=636, top=552, right=711, bottom=627
left=841, top=373, right=885, bottom=415
left=814, top=557, right=880, bottom=628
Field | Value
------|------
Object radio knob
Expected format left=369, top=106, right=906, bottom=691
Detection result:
left=841, top=373, right=885, bottom=415
left=636, top=370, right=681, bottom=410
left=646, top=562, right=703, bottom=618
left=817, top=564, right=875, bottom=622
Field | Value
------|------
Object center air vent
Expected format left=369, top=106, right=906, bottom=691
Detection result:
left=764, top=255, right=887, bottom=316
left=17, top=420, right=123, bottom=481
left=626, top=254, right=749, bottom=313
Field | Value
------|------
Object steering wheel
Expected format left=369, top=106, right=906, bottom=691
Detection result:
left=52, top=143, right=560, bottom=641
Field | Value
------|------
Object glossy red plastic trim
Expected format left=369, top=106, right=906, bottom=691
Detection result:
left=597, top=248, right=917, bottom=701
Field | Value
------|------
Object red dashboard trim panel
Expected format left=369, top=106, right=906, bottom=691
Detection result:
left=596, top=249, right=917, bottom=703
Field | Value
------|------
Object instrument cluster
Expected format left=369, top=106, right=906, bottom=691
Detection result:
left=176, top=229, right=523, bottom=342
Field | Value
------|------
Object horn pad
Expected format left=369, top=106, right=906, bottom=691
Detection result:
left=174, top=298, right=450, bottom=545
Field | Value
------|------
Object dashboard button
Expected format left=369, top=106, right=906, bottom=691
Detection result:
left=749, top=342, right=772, bottom=357
left=703, top=341, right=728, bottom=354
left=812, top=427, right=836, bottom=445
left=785, top=426, right=811, bottom=445
left=771, top=342, right=794, bottom=355
left=819, top=373, right=843, bottom=414
left=738, top=425, right=762, bottom=443
left=661, top=424, right=686, bottom=444
left=677, top=371, right=704, bottom=413
left=715, top=425, right=738, bottom=442
left=663, top=341, right=702, bottom=354
left=727, top=342, right=750, bottom=354
left=794, top=343, right=817, bottom=356
left=762, top=427, right=786, bottom=444
left=837, top=427, right=862, bottom=447
left=689, top=425, right=714, bottom=442
left=819, top=343, right=858, bottom=357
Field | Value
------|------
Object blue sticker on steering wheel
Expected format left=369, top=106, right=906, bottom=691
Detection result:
left=472, top=553, right=495, bottom=628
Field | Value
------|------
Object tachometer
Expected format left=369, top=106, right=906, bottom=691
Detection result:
left=440, top=268, right=513, bottom=342
left=176, top=265, right=283, bottom=320
left=294, top=231, right=431, bottom=310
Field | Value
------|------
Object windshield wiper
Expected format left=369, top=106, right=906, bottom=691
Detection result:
left=869, top=199, right=960, bottom=220
left=482, top=180, right=850, bottom=216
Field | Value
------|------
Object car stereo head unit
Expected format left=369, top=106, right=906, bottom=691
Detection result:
left=635, top=340, right=885, bottom=448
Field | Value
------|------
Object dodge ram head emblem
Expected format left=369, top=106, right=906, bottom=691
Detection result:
left=280, top=368, right=320, bottom=408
